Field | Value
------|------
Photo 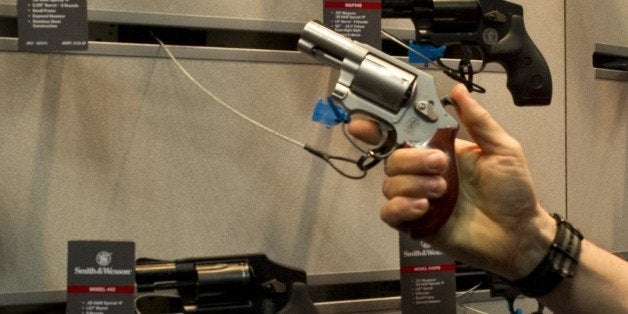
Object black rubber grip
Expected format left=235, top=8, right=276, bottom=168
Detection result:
left=488, top=15, right=552, bottom=106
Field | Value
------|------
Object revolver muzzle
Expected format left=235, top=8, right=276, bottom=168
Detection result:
left=297, top=20, right=356, bottom=68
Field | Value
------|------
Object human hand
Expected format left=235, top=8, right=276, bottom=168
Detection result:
left=348, top=84, right=556, bottom=280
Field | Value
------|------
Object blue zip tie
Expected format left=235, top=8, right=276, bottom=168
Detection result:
left=312, top=97, right=350, bottom=128
left=408, top=41, right=446, bottom=67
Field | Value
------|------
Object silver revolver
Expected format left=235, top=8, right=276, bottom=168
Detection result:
left=298, top=20, right=459, bottom=238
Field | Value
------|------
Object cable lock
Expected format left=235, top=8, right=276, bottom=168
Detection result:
left=153, top=34, right=381, bottom=180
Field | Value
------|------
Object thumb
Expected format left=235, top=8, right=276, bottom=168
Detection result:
left=450, top=84, right=514, bottom=154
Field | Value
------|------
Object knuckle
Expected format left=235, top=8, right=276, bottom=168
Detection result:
left=379, top=204, right=393, bottom=224
left=382, top=178, right=394, bottom=199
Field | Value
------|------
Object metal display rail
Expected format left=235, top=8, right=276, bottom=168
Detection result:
left=0, top=3, right=502, bottom=73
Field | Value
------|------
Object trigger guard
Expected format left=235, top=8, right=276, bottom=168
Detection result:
left=342, top=120, right=399, bottom=171
left=372, top=122, right=398, bottom=158
left=342, top=120, right=398, bottom=158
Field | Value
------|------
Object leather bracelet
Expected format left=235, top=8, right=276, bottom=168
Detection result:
left=507, top=213, right=584, bottom=298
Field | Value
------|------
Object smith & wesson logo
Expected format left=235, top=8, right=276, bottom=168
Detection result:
left=74, top=251, right=132, bottom=275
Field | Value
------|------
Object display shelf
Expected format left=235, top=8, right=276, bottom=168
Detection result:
left=0, top=2, right=505, bottom=73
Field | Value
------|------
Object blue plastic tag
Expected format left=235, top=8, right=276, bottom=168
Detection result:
left=408, top=42, right=446, bottom=67
left=312, top=97, right=350, bottom=128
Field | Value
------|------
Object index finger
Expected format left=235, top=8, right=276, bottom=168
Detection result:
left=346, top=119, right=382, bottom=146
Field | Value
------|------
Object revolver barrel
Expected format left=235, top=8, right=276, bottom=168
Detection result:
left=136, top=259, right=251, bottom=297
left=382, top=0, right=480, bottom=28
left=297, top=20, right=353, bottom=68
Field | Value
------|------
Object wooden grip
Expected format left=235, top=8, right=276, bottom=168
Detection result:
left=404, top=127, right=459, bottom=238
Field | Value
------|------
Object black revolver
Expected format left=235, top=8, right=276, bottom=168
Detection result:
left=135, top=254, right=317, bottom=313
left=382, top=0, right=552, bottom=106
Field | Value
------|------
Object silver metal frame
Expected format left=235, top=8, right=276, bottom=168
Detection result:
left=0, top=36, right=502, bottom=74
left=0, top=36, right=318, bottom=64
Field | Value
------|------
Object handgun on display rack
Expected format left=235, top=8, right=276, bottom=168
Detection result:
left=298, top=20, right=459, bottom=237
left=382, top=0, right=552, bottom=106
left=135, top=254, right=316, bottom=313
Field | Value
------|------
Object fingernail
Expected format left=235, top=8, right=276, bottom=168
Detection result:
left=410, top=199, right=428, bottom=214
left=429, top=177, right=447, bottom=196
left=455, top=83, right=470, bottom=96
left=426, top=151, right=446, bottom=172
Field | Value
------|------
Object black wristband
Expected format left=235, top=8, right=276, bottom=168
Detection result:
left=507, top=213, right=584, bottom=298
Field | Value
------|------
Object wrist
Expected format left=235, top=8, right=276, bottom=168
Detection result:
left=508, top=213, right=584, bottom=297
left=506, top=206, right=557, bottom=280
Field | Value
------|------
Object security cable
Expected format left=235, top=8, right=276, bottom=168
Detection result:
left=153, top=35, right=305, bottom=149
left=152, top=35, right=369, bottom=179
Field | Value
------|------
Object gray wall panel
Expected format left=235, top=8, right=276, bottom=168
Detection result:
left=566, top=0, right=628, bottom=252
left=0, top=52, right=401, bottom=293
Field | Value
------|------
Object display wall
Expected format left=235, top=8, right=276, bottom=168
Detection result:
left=0, top=0, right=573, bottom=302
left=566, top=0, right=627, bottom=253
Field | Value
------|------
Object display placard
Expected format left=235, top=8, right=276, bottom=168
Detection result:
left=399, top=234, right=456, bottom=313
left=67, top=241, right=135, bottom=314
left=17, top=0, right=88, bottom=51
left=323, top=0, right=382, bottom=48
